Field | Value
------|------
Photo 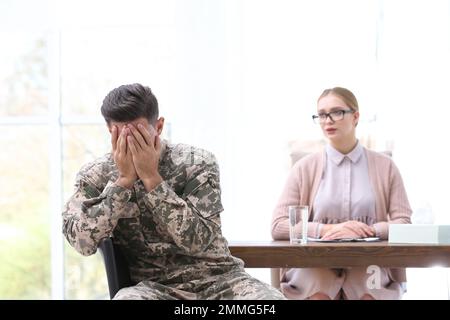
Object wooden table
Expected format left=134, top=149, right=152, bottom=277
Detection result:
left=228, top=241, right=450, bottom=268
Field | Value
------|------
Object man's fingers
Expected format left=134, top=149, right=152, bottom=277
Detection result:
left=128, top=125, right=146, bottom=149
left=127, top=135, right=137, bottom=156
left=116, top=129, right=122, bottom=153
left=137, top=124, right=153, bottom=147
left=111, top=125, right=118, bottom=151
left=118, top=127, right=127, bottom=155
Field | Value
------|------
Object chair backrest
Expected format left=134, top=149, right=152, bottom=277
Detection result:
left=98, top=237, right=133, bottom=299
left=289, top=139, right=327, bottom=167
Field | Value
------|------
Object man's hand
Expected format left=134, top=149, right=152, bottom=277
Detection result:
left=127, top=123, right=163, bottom=192
left=321, top=220, right=375, bottom=240
left=112, top=125, right=138, bottom=189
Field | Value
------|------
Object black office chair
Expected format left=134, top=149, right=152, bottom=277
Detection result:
left=98, top=237, right=133, bottom=299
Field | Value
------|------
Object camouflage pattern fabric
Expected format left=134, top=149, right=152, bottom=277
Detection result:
left=114, top=270, right=284, bottom=300
left=62, top=140, right=285, bottom=300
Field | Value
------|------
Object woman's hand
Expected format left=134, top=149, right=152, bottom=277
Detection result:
left=321, top=221, right=375, bottom=240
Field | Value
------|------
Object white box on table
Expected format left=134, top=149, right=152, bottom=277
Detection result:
left=388, top=224, right=450, bottom=244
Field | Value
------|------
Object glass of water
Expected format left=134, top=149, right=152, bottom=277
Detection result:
left=288, top=205, right=309, bottom=245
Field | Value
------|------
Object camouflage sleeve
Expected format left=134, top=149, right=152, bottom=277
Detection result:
left=62, top=175, right=140, bottom=256
left=143, top=160, right=224, bottom=255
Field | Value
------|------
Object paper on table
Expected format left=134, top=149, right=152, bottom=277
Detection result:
left=307, top=237, right=380, bottom=243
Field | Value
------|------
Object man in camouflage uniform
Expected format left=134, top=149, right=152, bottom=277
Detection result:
left=62, top=83, right=285, bottom=300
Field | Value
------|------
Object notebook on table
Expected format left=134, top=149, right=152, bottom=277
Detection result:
left=307, top=237, right=380, bottom=243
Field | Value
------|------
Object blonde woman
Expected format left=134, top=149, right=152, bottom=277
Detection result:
left=272, top=87, right=412, bottom=300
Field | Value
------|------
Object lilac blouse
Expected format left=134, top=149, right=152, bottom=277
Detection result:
left=313, top=141, right=377, bottom=228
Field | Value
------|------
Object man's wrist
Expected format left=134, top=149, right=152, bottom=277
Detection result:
left=142, top=174, right=163, bottom=192
left=115, top=177, right=135, bottom=189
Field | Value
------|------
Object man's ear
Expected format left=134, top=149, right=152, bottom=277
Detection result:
left=155, top=117, right=165, bottom=135
left=107, top=122, right=112, bottom=134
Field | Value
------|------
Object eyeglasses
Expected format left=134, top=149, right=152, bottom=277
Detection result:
left=312, top=109, right=355, bottom=124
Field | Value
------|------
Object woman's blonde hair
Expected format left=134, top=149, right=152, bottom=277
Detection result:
left=318, top=87, right=359, bottom=112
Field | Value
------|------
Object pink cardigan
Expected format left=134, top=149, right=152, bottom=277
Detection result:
left=271, top=147, right=412, bottom=282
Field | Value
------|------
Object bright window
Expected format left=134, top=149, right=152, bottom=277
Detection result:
left=1, top=0, right=449, bottom=300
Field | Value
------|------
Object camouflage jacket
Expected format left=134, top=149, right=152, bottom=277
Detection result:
left=62, top=141, right=244, bottom=284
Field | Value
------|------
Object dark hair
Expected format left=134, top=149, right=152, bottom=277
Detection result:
left=101, top=83, right=159, bottom=124
left=318, top=87, right=359, bottom=112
